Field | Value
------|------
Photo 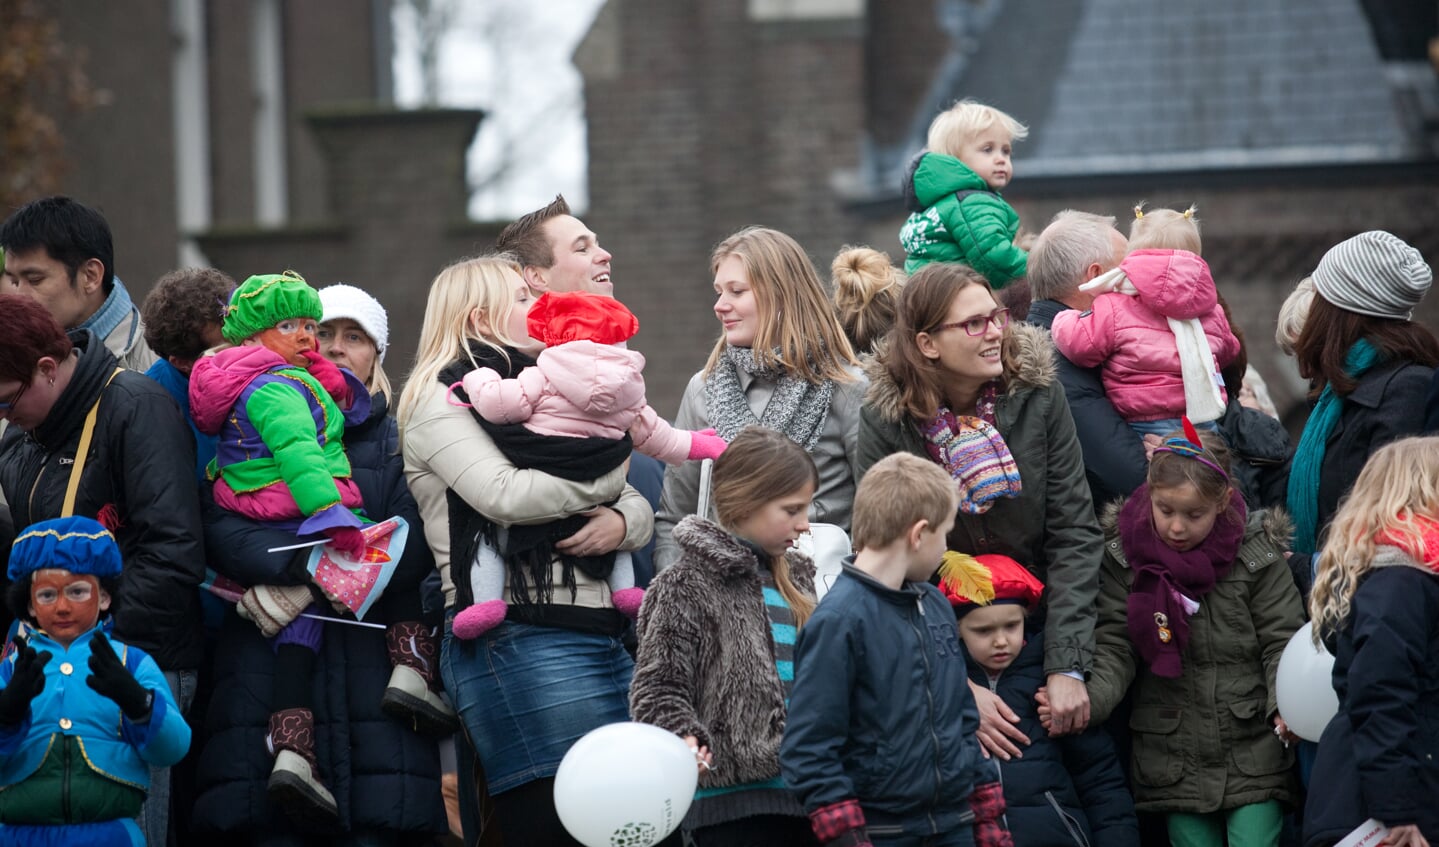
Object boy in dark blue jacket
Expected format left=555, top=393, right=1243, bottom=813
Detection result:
left=782, top=454, right=1008, bottom=847
left=940, top=552, right=1138, bottom=847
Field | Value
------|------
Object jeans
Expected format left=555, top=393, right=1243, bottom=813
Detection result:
left=440, top=618, right=633, bottom=794
left=141, top=669, right=196, bottom=847
left=1129, top=417, right=1221, bottom=439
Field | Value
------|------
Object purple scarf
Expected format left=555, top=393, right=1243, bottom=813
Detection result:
left=1120, top=484, right=1246, bottom=678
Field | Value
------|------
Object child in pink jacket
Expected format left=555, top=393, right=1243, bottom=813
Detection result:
left=1050, top=206, right=1240, bottom=437
left=448, top=291, right=726, bottom=637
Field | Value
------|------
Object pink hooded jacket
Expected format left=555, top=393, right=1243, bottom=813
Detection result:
left=1050, top=249, right=1240, bottom=422
left=464, top=340, right=695, bottom=464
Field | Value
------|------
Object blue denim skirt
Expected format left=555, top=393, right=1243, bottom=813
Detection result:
left=441, top=618, right=634, bottom=794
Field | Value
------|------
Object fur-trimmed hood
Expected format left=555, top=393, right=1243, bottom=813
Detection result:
left=671, top=515, right=817, bottom=591
left=861, top=321, right=1057, bottom=423
left=1099, top=496, right=1294, bottom=570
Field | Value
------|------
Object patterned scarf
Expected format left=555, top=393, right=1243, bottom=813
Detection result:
left=922, top=381, right=1019, bottom=514
left=703, top=346, right=835, bottom=451
left=1286, top=338, right=1381, bottom=554
left=1120, top=484, right=1247, bottom=678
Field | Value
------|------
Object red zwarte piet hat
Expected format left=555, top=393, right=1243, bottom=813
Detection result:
left=939, top=552, right=1045, bottom=614
left=526, top=291, right=639, bottom=347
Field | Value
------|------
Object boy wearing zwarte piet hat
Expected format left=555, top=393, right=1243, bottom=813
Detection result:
left=940, top=552, right=1140, bottom=847
left=0, top=517, right=191, bottom=847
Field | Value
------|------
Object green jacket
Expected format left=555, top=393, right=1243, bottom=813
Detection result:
left=898, top=152, right=1026, bottom=286
left=857, top=323, right=1100, bottom=676
left=1088, top=503, right=1303, bottom=814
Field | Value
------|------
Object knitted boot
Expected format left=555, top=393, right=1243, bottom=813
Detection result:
left=267, top=707, right=338, bottom=822
left=381, top=621, right=458, bottom=737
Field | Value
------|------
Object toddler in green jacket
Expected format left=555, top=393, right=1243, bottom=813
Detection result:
left=899, top=99, right=1028, bottom=286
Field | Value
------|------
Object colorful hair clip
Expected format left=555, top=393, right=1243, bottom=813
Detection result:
left=1182, top=205, right=1197, bottom=220
left=1154, top=417, right=1228, bottom=479
left=1133, top=204, right=1145, bottom=219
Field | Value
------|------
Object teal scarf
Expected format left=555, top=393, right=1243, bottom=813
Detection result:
left=1286, top=338, right=1381, bottom=553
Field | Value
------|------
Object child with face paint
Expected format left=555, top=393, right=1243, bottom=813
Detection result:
left=0, top=517, right=191, bottom=847
left=188, top=271, right=375, bottom=821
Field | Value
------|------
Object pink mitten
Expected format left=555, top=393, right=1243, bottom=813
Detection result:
left=687, top=429, right=728, bottom=461
left=612, top=587, right=645, bottom=619
left=326, top=526, right=368, bottom=560
left=452, top=600, right=507, bottom=639
left=301, top=349, right=352, bottom=408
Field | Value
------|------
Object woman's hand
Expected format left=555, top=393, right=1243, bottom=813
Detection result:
left=1382, top=825, right=1430, bottom=847
left=969, top=679, right=1028, bottom=760
left=682, top=735, right=714, bottom=774
left=1044, top=673, right=1091, bottom=736
left=555, top=506, right=627, bottom=557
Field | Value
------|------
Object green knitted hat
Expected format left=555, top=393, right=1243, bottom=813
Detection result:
left=222, top=271, right=323, bottom=343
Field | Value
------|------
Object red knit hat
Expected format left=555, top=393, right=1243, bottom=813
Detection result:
left=526, top=291, right=639, bottom=346
left=938, top=552, right=1045, bottom=615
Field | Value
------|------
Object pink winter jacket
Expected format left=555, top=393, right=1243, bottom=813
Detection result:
left=1050, top=249, right=1240, bottom=422
left=465, top=340, right=695, bottom=464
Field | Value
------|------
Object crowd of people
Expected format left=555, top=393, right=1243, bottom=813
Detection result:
left=0, top=95, right=1438, bottom=847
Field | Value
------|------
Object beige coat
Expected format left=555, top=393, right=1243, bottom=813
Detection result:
left=401, top=381, right=654, bottom=608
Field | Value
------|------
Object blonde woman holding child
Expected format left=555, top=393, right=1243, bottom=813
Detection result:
left=1304, top=437, right=1439, bottom=847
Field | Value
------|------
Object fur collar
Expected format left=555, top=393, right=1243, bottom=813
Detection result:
left=1099, top=498, right=1294, bottom=570
left=862, top=322, right=1056, bottom=423
left=672, top=515, right=816, bottom=588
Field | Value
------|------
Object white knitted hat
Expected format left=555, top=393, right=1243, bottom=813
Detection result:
left=318, top=283, right=389, bottom=362
left=1312, top=231, right=1432, bottom=320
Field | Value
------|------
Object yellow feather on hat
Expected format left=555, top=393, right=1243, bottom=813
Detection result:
left=938, top=551, right=994, bottom=606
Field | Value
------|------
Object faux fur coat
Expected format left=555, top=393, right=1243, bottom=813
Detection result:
left=630, top=516, right=816, bottom=789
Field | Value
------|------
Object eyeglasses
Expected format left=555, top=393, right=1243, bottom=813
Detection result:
left=0, top=380, right=28, bottom=415
left=932, top=308, right=1010, bottom=337
left=32, top=582, right=94, bottom=606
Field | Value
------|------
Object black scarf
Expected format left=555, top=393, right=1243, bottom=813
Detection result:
left=438, top=341, right=633, bottom=607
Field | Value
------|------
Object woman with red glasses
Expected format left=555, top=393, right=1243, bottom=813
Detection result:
left=857, top=261, right=1103, bottom=762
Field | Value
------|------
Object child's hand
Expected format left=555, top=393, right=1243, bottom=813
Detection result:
left=1044, top=673, right=1092, bottom=736
left=1142, top=434, right=1164, bottom=461
left=326, top=526, right=369, bottom=560
left=0, top=636, right=51, bottom=725
left=1272, top=715, right=1299, bottom=748
left=86, top=633, right=153, bottom=722
left=300, top=348, right=353, bottom=408
left=682, top=735, right=714, bottom=774
left=969, top=679, right=1028, bottom=760
left=1382, top=825, right=1431, bottom=847
left=686, top=429, right=727, bottom=461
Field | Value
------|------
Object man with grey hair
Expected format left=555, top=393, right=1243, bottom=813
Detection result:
left=1025, top=210, right=1148, bottom=507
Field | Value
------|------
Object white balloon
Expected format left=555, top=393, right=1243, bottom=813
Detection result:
left=1275, top=622, right=1340, bottom=743
left=554, top=722, right=699, bottom=847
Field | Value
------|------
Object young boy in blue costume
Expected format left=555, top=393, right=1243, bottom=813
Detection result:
left=781, top=453, right=1009, bottom=847
left=0, top=517, right=191, bottom=847
left=941, top=552, right=1138, bottom=847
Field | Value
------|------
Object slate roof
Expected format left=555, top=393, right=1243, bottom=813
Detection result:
left=877, top=0, right=1428, bottom=186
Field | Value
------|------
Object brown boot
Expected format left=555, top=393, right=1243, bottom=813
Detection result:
left=267, top=707, right=338, bottom=822
left=382, top=621, right=458, bottom=737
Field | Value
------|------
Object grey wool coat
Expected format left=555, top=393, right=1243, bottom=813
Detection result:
left=630, top=516, right=816, bottom=789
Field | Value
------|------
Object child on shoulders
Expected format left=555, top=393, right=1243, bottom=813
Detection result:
left=941, top=552, right=1138, bottom=847
left=899, top=99, right=1028, bottom=286
left=782, top=452, right=1009, bottom=847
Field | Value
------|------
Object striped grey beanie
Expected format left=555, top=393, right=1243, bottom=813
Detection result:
left=1312, top=231, right=1431, bottom=320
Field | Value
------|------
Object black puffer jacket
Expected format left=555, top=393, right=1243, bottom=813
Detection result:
left=964, top=633, right=1138, bottom=847
left=191, top=394, right=446, bottom=839
left=0, top=331, right=204, bottom=671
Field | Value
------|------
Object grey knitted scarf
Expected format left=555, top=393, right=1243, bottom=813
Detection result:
left=703, top=346, right=835, bottom=451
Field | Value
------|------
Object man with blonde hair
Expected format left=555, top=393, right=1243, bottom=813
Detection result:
left=1025, top=210, right=1148, bottom=507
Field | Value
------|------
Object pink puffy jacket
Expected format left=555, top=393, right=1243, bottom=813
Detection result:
left=463, top=340, right=695, bottom=464
left=1050, top=249, right=1240, bottom=422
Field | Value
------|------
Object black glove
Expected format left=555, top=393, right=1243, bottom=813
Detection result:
left=0, top=636, right=51, bottom=726
left=86, top=633, right=153, bottom=721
